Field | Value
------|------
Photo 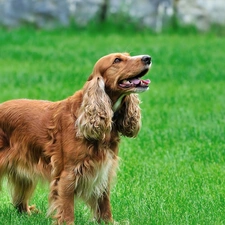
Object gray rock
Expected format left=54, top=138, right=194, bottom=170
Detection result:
left=176, top=0, right=225, bottom=31
left=0, top=0, right=70, bottom=28
left=0, top=0, right=224, bottom=30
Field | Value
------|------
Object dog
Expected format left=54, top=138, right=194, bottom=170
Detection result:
left=0, top=53, right=151, bottom=224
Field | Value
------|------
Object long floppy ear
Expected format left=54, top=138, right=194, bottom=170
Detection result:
left=76, top=76, right=113, bottom=140
left=115, top=94, right=141, bottom=137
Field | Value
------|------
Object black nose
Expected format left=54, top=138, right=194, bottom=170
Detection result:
left=141, top=55, right=151, bottom=65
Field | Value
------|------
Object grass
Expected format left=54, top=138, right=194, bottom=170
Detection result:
left=0, top=26, right=225, bottom=224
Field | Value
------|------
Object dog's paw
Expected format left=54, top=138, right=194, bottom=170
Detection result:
left=27, top=205, right=39, bottom=214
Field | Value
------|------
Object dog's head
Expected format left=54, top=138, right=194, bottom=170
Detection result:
left=78, top=53, right=152, bottom=140
left=89, top=53, right=151, bottom=101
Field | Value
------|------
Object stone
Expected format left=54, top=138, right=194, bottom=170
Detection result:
left=0, top=0, right=224, bottom=30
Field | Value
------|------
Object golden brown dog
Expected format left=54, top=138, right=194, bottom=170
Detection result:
left=0, top=53, right=151, bottom=224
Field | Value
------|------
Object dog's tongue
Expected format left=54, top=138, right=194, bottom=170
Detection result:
left=130, top=78, right=141, bottom=85
left=119, top=78, right=150, bottom=88
left=130, top=78, right=151, bottom=86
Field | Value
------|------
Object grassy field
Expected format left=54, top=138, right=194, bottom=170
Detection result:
left=0, top=26, right=225, bottom=224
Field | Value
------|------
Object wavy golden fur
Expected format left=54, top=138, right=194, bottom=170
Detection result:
left=0, top=53, right=151, bottom=224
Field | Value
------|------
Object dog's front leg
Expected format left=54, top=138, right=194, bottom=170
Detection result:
left=49, top=170, right=75, bottom=225
left=88, top=188, right=113, bottom=224
left=97, top=190, right=113, bottom=223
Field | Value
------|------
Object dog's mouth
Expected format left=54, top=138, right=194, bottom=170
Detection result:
left=119, top=68, right=150, bottom=90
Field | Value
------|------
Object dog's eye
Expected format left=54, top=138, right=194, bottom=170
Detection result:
left=113, top=58, right=122, bottom=64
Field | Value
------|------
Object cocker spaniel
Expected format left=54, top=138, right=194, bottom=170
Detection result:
left=0, top=53, right=151, bottom=224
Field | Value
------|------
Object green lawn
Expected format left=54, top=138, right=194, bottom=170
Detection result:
left=0, top=27, right=225, bottom=224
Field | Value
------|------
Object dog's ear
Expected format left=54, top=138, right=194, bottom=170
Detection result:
left=76, top=76, right=113, bottom=140
left=115, top=94, right=141, bottom=137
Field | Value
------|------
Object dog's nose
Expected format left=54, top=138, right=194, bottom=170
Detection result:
left=141, top=55, right=151, bottom=65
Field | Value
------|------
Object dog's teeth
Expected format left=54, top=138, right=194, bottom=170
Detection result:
left=122, top=80, right=130, bottom=84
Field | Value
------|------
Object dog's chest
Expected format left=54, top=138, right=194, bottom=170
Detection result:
left=74, top=151, right=117, bottom=200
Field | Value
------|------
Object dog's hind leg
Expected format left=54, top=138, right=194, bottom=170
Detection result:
left=8, top=172, right=37, bottom=214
